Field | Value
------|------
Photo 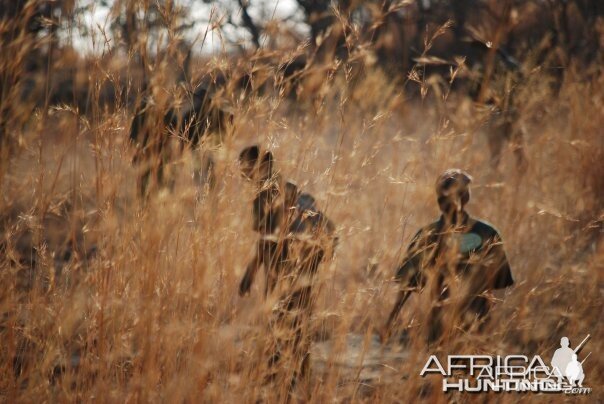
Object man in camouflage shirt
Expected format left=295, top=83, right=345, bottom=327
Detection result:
left=237, top=145, right=335, bottom=393
left=384, top=169, right=514, bottom=344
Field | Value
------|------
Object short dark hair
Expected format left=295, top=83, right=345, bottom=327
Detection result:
left=239, top=145, right=260, bottom=166
left=239, top=145, right=274, bottom=181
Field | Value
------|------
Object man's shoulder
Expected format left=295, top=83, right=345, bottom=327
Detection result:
left=296, top=192, right=317, bottom=211
left=291, top=191, right=335, bottom=236
left=420, top=218, right=443, bottom=234
left=470, top=217, right=503, bottom=240
left=409, top=219, right=442, bottom=243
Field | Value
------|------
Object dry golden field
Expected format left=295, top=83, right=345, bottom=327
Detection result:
left=1, top=2, right=603, bottom=402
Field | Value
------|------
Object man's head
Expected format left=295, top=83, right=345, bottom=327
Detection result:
left=238, top=145, right=274, bottom=183
left=435, top=169, right=473, bottom=215
left=571, top=353, right=578, bottom=361
left=561, top=337, right=570, bottom=348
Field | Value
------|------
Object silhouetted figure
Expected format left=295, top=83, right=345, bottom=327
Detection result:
left=480, top=88, right=528, bottom=174
left=384, top=169, right=514, bottom=345
left=130, top=85, right=233, bottom=197
left=237, top=145, right=335, bottom=395
left=565, top=354, right=585, bottom=387
left=551, top=336, right=574, bottom=382
left=425, top=30, right=529, bottom=174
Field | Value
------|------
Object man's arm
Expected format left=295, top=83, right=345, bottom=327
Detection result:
left=381, top=229, right=425, bottom=340
left=489, top=235, right=514, bottom=290
left=383, top=289, right=412, bottom=340
left=239, top=245, right=264, bottom=296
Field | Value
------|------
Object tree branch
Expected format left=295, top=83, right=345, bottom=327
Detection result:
left=237, top=0, right=261, bottom=48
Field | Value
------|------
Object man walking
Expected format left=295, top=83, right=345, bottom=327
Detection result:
left=237, top=145, right=336, bottom=395
left=384, top=169, right=514, bottom=344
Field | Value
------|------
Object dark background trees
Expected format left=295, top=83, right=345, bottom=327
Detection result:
left=1, top=0, right=602, bottom=118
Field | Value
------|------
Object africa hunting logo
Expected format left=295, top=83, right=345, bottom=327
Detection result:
left=420, top=335, right=592, bottom=394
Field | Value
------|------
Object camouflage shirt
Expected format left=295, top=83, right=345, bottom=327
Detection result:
left=251, top=180, right=336, bottom=298
left=395, top=213, right=513, bottom=316
left=252, top=180, right=335, bottom=243
left=251, top=180, right=283, bottom=236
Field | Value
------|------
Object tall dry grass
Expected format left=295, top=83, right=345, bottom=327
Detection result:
left=1, top=10, right=603, bottom=404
